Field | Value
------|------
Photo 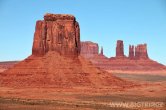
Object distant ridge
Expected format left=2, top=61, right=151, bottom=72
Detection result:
left=81, top=41, right=166, bottom=76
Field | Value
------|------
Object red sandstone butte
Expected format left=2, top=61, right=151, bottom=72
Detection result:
left=129, top=45, right=135, bottom=59
left=116, top=40, right=125, bottom=58
left=81, top=41, right=112, bottom=69
left=80, top=41, right=99, bottom=58
left=135, top=44, right=149, bottom=59
left=32, top=13, right=80, bottom=58
left=80, top=40, right=166, bottom=75
left=100, top=46, right=104, bottom=55
left=0, top=14, right=131, bottom=88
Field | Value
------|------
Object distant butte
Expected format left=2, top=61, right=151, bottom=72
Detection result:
left=0, top=14, right=132, bottom=88
left=81, top=41, right=166, bottom=75
left=116, top=40, right=125, bottom=58
left=81, top=41, right=99, bottom=57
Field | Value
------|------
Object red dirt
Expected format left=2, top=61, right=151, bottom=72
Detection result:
left=0, top=61, right=18, bottom=73
left=0, top=51, right=136, bottom=88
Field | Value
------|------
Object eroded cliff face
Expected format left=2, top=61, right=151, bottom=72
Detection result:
left=80, top=40, right=166, bottom=74
left=116, top=40, right=125, bottom=58
left=128, top=44, right=149, bottom=60
left=80, top=41, right=99, bottom=58
left=100, top=47, right=104, bottom=55
left=129, top=45, right=135, bottom=59
left=0, top=14, right=131, bottom=88
left=32, top=13, right=80, bottom=58
left=135, top=44, right=149, bottom=59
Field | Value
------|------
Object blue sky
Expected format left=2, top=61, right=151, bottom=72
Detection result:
left=0, top=0, right=166, bottom=65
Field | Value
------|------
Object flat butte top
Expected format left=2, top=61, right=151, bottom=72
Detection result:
left=44, top=13, right=76, bottom=21
left=81, top=41, right=98, bottom=46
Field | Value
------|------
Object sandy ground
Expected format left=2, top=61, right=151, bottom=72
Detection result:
left=107, top=70, right=166, bottom=76
left=0, top=74, right=166, bottom=110
left=0, top=69, right=6, bottom=73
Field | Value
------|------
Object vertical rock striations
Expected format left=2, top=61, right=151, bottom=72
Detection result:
left=129, top=45, right=135, bottom=59
left=0, top=13, right=132, bottom=88
left=100, top=46, right=103, bottom=55
left=116, top=40, right=124, bottom=57
left=80, top=40, right=166, bottom=75
left=80, top=41, right=99, bottom=58
left=128, top=44, right=149, bottom=60
left=135, top=44, right=149, bottom=59
left=32, top=13, right=80, bottom=58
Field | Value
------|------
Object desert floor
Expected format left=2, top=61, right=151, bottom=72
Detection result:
left=0, top=73, right=166, bottom=110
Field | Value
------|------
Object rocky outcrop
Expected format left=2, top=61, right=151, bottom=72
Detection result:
left=116, top=40, right=124, bottom=57
left=100, top=46, right=103, bottom=55
left=80, top=41, right=99, bottom=58
left=135, top=44, right=149, bottom=59
left=128, top=44, right=149, bottom=60
left=80, top=42, right=112, bottom=70
left=32, top=13, right=80, bottom=58
left=80, top=40, right=166, bottom=75
left=129, top=45, right=135, bottom=59
left=0, top=14, right=131, bottom=88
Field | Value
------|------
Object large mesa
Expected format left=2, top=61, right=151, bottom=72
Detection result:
left=32, top=13, right=80, bottom=58
left=135, top=44, right=149, bottom=59
left=80, top=41, right=99, bottom=58
left=0, top=14, right=131, bottom=88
